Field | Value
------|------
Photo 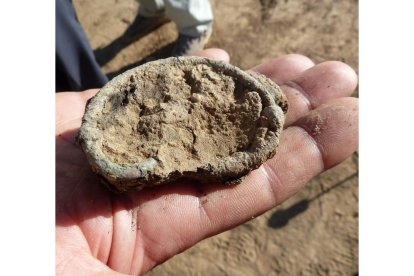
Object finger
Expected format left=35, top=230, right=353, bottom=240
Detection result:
left=279, top=61, right=357, bottom=126
left=205, top=97, right=358, bottom=221
left=56, top=243, right=127, bottom=276
left=291, top=61, right=358, bottom=108
left=250, top=54, right=315, bottom=84
left=259, top=97, right=358, bottom=202
left=191, top=48, right=230, bottom=62
left=56, top=89, right=99, bottom=140
left=137, top=97, right=358, bottom=271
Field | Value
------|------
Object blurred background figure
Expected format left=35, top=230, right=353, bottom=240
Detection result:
left=131, top=0, right=213, bottom=56
left=95, top=0, right=214, bottom=66
left=56, top=0, right=213, bottom=92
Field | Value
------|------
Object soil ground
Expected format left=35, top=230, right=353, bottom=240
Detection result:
left=73, top=0, right=358, bottom=274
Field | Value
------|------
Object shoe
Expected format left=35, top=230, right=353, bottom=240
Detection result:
left=171, top=27, right=212, bottom=56
left=121, top=14, right=171, bottom=44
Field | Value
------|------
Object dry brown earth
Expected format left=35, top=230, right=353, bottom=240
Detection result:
left=73, top=0, right=358, bottom=274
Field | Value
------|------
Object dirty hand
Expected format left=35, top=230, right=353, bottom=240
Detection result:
left=56, top=49, right=358, bottom=275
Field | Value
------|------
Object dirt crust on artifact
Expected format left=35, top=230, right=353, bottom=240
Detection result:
left=76, top=57, right=288, bottom=192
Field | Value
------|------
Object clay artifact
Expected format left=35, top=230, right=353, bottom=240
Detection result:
left=76, top=57, right=288, bottom=192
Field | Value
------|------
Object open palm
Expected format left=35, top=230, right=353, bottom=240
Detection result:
left=56, top=49, right=358, bottom=275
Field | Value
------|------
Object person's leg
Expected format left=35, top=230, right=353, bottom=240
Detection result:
left=164, top=0, right=213, bottom=37
left=163, top=0, right=213, bottom=56
left=56, top=0, right=108, bottom=92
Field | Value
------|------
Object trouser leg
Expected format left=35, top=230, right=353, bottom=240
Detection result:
left=56, top=0, right=108, bottom=92
left=164, top=0, right=213, bottom=37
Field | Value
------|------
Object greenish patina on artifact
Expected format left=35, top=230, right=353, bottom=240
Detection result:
left=76, top=57, right=288, bottom=192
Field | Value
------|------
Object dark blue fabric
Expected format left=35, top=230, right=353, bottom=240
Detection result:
left=56, top=0, right=108, bottom=92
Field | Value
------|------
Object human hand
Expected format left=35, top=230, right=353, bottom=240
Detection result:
left=56, top=49, right=358, bottom=275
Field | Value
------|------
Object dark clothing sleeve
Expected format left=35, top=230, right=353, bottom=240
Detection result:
left=56, top=0, right=108, bottom=92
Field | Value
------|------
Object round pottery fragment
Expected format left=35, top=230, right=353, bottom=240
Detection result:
left=76, top=57, right=288, bottom=192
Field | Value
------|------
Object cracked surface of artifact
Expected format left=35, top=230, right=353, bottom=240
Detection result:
left=77, top=57, right=288, bottom=192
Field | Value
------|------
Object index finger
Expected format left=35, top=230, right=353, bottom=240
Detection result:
left=251, top=56, right=357, bottom=126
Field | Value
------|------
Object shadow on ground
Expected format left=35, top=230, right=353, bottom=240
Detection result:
left=105, top=42, right=175, bottom=80
left=267, top=172, right=358, bottom=229
left=93, top=18, right=173, bottom=79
